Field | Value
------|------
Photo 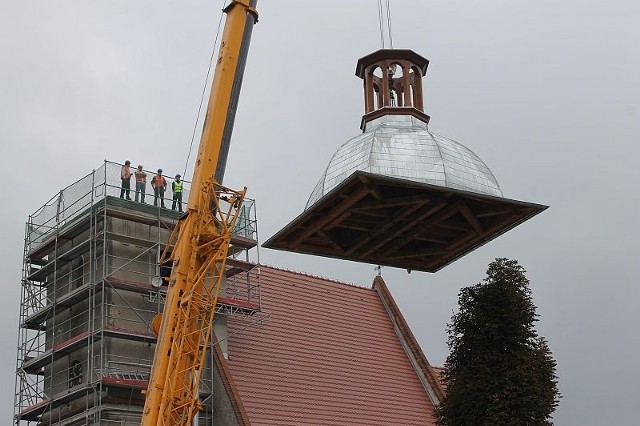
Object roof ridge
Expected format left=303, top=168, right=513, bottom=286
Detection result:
left=211, top=332, right=251, bottom=425
left=259, top=263, right=373, bottom=290
left=373, top=276, right=446, bottom=403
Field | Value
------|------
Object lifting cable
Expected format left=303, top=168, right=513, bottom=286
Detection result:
left=377, top=0, right=386, bottom=48
left=377, top=0, right=394, bottom=49
left=386, top=0, right=394, bottom=49
left=182, top=0, right=229, bottom=179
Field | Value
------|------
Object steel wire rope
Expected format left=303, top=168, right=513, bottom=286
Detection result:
left=377, top=0, right=394, bottom=48
left=182, top=0, right=229, bottom=179
left=386, top=0, right=394, bottom=48
left=377, top=0, right=386, bottom=48
left=374, top=0, right=395, bottom=278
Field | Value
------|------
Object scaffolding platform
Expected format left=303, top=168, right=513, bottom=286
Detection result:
left=15, top=160, right=265, bottom=425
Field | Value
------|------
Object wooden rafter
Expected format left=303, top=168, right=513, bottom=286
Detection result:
left=345, top=198, right=432, bottom=256
left=367, top=199, right=462, bottom=258
left=292, top=184, right=371, bottom=245
left=263, top=172, right=547, bottom=273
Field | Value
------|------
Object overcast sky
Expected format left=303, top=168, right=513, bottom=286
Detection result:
left=1, top=1, right=639, bottom=424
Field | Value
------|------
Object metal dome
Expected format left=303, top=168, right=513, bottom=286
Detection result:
left=307, top=113, right=502, bottom=208
left=265, top=49, right=546, bottom=273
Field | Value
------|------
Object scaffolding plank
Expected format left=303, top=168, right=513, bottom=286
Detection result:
left=27, top=208, right=96, bottom=260
left=23, top=283, right=103, bottom=329
left=230, top=234, right=258, bottom=250
left=18, top=398, right=51, bottom=421
left=23, top=305, right=52, bottom=329
left=18, top=385, right=96, bottom=421
left=22, top=331, right=92, bottom=373
left=217, top=296, right=260, bottom=314
left=27, top=257, right=48, bottom=266
left=225, top=258, right=256, bottom=272
left=27, top=238, right=93, bottom=282
left=21, top=324, right=157, bottom=374
left=100, top=375, right=149, bottom=390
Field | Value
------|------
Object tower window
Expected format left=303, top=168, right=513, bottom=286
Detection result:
left=68, top=360, right=83, bottom=388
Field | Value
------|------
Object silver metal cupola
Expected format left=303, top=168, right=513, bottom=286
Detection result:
left=308, top=49, right=502, bottom=208
left=265, top=49, right=546, bottom=273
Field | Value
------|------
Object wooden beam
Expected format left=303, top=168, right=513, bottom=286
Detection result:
left=381, top=247, right=447, bottom=260
left=360, top=199, right=461, bottom=258
left=330, top=222, right=372, bottom=232
left=345, top=214, right=389, bottom=226
left=429, top=211, right=526, bottom=270
left=324, top=211, right=352, bottom=231
left=460, top=202, right=484, bottom=235
left=291, top=184, right=372, bottom=245
left=436, top=220, right=471, bottom=232
left=370, top=183, right=384, bottom=201
left=317, top=230, right=345, bottom=254
left=353, top=209, right=393, bottom=219
left=413, top=235, right=451, bottom=245
left=351, top=194, right=430, bottom=211
left=344, top=198, right=429, bottom=256
left=474, top=206, right=514, bottom=218
left=416, top=227, right=459, bottom=238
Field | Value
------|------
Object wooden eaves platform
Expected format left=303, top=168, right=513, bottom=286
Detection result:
left=263, top=171, right=547, bottom=273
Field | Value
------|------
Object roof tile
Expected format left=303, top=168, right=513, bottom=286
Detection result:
left=226, top=266, right=438, bottom=425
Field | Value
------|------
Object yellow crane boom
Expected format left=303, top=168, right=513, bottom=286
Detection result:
left=141, top=1, right=258, bottom=424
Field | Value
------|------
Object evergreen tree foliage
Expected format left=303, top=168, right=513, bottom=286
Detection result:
left=437, top=258, right=560, bottom=426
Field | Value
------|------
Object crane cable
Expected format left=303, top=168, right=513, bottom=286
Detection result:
left=377, top=0, right=385, bottom=48
left=377, top=0, right=394, bottom=49
left=386, top=0, right=394, bottom=48
left=183, top=0, right=229, bottom=179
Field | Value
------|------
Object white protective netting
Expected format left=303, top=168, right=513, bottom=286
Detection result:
left=28, top=168, right=97, bottom=248
left=26, top=161, right=210, bottom=250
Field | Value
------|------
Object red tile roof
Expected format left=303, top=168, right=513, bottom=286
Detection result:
left=225, top=266, right=441, bottom=425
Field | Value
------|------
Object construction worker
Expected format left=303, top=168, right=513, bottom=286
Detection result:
left=120, top=160, right=132, bottom=200
left=172, top=174, right=184, bottom=212
left=151, top=169, right=167, bottom=208
left=134, top=165, right=147, bottom=203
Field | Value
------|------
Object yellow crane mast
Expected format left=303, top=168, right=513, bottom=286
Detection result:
left=141, top=1, right=258, bottom=424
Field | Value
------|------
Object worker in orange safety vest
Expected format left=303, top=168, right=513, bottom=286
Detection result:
left=120, top=160, right=132, bottom=200
left=151, top=169, right=167, bottom=208
left=134, top=165, right=147, bottom=203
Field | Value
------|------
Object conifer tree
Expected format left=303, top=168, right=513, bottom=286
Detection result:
left=437, top=258, right=560, bottom=426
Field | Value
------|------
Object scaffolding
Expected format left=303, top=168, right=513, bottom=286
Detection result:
left=14, top=160, right=266, bottom=425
